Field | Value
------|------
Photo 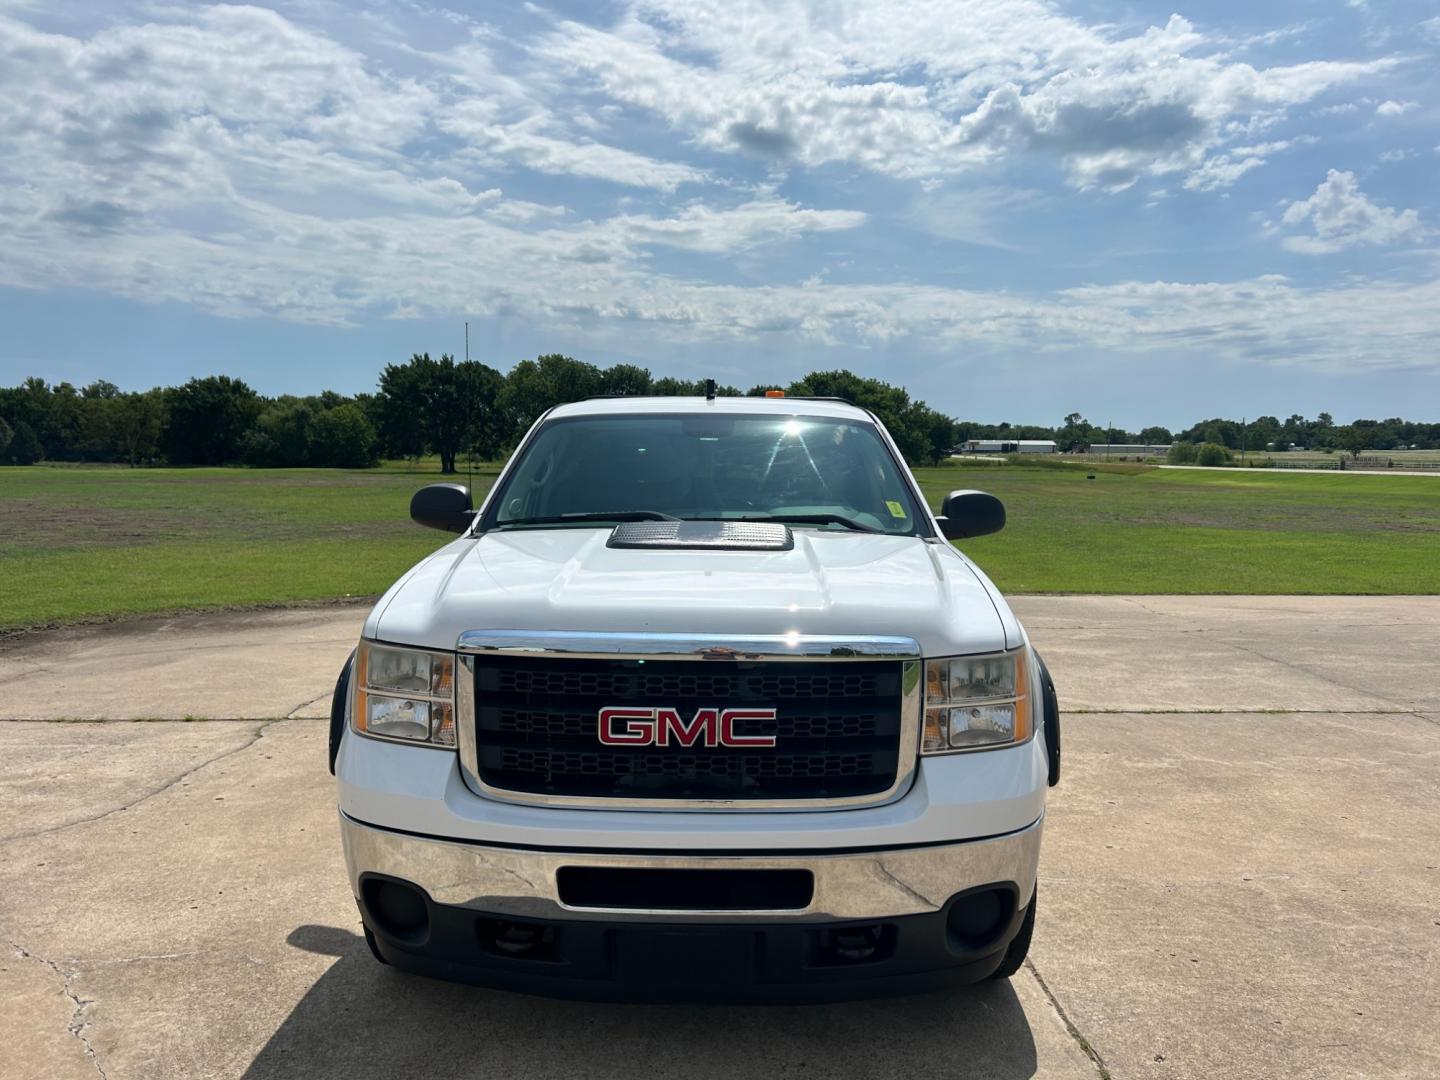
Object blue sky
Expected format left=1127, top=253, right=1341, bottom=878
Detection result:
left=1, top=0, right=1436, bottom=427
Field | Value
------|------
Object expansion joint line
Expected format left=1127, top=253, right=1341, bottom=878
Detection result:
left=1025, top=958, right=1112, bottom=1080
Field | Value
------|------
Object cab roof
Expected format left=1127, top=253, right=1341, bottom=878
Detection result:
left=546, top=395, right=875, bottom=422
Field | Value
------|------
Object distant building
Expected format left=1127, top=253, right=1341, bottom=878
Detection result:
left=1084, top=443, right=1173, bottom=457
left=959, top=439, right=1057, bottom=455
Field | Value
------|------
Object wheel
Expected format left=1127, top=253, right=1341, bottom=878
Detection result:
left=988, top=889, right=1036, bottom=980
left=363, top=924, right=389, bottom=966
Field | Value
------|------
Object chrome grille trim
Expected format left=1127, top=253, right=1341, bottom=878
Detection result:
left=455, top=632, right=922, bottom=813
left=457, top=630, right=921, bottom=662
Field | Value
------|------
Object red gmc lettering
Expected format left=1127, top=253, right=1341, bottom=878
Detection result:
left=656, top=707, right=718, bottom=747
left=596, top=707, right=656, bottom=745
left=718, top=709, right=780, bottom=747
left=597, top=707, right=777, bottom=748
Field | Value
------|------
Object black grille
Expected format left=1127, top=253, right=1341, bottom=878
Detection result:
left=472, top=656, right=905, bottom=801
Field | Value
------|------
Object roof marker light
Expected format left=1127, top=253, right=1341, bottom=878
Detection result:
left=765, top=389, right=785, bottom=398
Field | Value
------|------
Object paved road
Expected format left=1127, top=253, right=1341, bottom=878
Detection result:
left=3, top=597, right=1438, bottom=1079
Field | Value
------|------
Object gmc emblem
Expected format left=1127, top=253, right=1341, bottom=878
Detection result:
left=597, top=706, right=778, bottom=748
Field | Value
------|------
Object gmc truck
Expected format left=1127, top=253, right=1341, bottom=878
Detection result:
left=329, top=392, right=1060, bottom=1002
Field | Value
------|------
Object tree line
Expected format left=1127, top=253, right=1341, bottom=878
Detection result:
left=2, top=355, right=1436, bottom=470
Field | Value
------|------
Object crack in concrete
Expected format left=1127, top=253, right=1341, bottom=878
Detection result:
left=0, top=657, right=59, bottom=687
left=10, top=941, right=108, bottom=1080
left=1120, top=596, right=1182, bottom=620
left=1025, top=957, right=1111, bottom=1080
left=84, top=951, right=198, bottom=966
left=286, top=694, right=331, bottom=719
left=0, top=716, right=267, bottom=724
left=0, top=718, right=284, bottom=844
left=1065, top=707, right=1416, bottom=715
left=1212, top=637, right=1413, bottom=712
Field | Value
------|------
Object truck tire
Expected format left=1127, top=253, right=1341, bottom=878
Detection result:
left=328, top=650, right=355, bottom=776
left=988, top=889, right=1036, bottom=980
left=363, top=925, right=389, bottom=966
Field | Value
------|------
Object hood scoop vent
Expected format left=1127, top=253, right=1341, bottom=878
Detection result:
left=607, top=520, right=793, bottom=551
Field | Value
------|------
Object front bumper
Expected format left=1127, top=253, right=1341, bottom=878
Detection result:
left=341, top=812, right=1042, bottom=1001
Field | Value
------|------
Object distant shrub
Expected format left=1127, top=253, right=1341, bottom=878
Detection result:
left=1167, top=441, right=1199, bottom=465
left=1195, top=442, right=1233, bottom=467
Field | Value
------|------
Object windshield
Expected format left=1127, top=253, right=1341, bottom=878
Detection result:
left=483, top=412, right=926, bottom=536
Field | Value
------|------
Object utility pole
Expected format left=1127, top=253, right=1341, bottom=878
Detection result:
left=1241, top=416, right=1247, bottom=466
left=464, top=321, right=471, bottom=488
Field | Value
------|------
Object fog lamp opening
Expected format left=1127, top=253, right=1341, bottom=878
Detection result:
left=945, top=886, right=1015, bottom=954
left=361, top=877, right=431, bottom=944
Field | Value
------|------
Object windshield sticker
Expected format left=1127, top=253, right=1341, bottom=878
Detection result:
left=886, top=500, right=907, bottom=519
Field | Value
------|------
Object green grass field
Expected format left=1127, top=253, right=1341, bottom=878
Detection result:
left=1, top=461, right=1436, bottom=631
left=916, top=464, right=1439, bottom=594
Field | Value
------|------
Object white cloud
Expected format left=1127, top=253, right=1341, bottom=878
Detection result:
left=1375, top=100, right=1417, bottom=117
left=0, top=3, right=1436, bottom=378
left=905, top=186, right=1045, bottom=249
left=1419, top=17, right=1440, bottom=42
left=442, top=115, right=707, bottom=192
left=1183, top=138, right=1312, bottom=192
left=596, top=199, right=865, bottom=254
left=1276, top=170, right=1423, bottom=254
left=4, top=173, right=1436, bottom=373
left=537, top=4, right=1391, bottom=191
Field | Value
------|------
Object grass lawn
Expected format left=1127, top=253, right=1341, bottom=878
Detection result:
left=0, top=463, right=499, bottom=632
left=1, top=460, right=1436, bottom=631
left=915, top=463, right=1440, bottom=594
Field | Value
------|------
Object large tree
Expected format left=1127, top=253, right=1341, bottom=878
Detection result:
left=164, top=376, right=262, bottom=465
left=106, top=391, right=166, bottom=466
left=599, top=363, right=654, bottom=397
left=311, top=403, right=379, bottom=468
left=494, top=354, right=603, bottom=446
left=783, top=370, right=956, bottom=466
left=3, top=419, right=42, bottom=464
left=378, top=353, right=501, bottom=473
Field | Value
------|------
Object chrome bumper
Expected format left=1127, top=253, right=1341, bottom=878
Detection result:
left=340, top=813, right=1042, bottom=923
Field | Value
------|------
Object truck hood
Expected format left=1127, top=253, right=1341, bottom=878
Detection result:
left=369, top=528, right=1018, bottom=656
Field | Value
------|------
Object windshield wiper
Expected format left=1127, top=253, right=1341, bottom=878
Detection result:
left=498, top=510, right=681, bottom=528
left=728, top=513, right=881, bottom=534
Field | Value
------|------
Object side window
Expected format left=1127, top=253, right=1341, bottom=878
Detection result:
left=499, top=439, right=558, bottom=521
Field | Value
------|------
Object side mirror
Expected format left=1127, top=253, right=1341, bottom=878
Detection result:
left=410, top=483, right=475, bottom=533
left=936, top=489, right=1005, bottom=541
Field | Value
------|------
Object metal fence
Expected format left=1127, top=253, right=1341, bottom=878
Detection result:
left=1268, top=457, right=1440, bottom=471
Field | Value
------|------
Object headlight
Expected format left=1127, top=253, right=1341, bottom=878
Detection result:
left=921, top=649, right=1030, bottom=753
left=353, top=642, right=456, bottom=747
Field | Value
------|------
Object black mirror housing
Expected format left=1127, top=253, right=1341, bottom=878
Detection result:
left=410, top=483, right=475, bottom=533
left=936, top=489, right=1005, bottom=540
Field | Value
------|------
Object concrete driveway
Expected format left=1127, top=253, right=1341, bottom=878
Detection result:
left=2, top=597, right=1437, bottom=1079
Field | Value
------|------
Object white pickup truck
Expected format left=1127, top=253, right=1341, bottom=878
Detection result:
left=330, top=392, right=1059, bottom=1001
